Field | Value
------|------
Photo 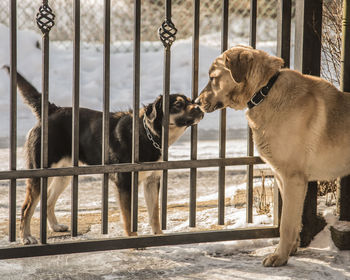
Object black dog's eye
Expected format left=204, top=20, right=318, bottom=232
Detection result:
left=174, top=101, right=184, bottom=109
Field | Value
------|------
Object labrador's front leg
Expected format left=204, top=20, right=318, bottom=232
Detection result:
left=263, top=174, right=307, bottom=267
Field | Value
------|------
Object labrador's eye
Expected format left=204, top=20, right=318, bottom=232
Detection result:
left=210, top=76, right=214, bottom=81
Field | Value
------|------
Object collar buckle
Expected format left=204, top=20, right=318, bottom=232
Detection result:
left=250, top=93, right=264, bottom=106
left=259, top=87, right=269, bottom=97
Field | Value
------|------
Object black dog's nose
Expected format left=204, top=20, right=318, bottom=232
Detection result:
left=190, top=105, right=204, bottom=118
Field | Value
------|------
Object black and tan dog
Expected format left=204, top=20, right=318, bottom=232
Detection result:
left=9, top=68, right=203, bottom=245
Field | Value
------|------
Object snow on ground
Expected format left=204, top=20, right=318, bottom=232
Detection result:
left=0, top=198, right=349, bottom=280
left=0, top=23, right=349, bottom=280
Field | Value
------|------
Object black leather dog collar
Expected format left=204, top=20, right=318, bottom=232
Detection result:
left=247, top=72, right=280, bottom=109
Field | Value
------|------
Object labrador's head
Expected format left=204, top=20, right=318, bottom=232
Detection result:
left=196, top=46, right=284, bottom=112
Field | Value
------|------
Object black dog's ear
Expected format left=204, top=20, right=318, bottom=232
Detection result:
left=2, top=65, right=10, bottom=74
left=145, top=95, right=162, bottom=122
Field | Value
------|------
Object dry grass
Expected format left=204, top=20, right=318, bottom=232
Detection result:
left=232, top=170, right=274, bottom=217
left=318, top=179, right=338, bottom=206
left=255, top=171, right=272, bottom=216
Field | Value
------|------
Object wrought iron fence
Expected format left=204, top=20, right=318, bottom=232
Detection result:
left=0, top=0, right=278, bottom=52
left=0, top=0, right=294, bottom=259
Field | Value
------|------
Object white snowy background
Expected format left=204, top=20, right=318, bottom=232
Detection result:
left=0, top=20, right=349, bottom=279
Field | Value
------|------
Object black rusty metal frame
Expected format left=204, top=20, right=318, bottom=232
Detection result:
left=71, top=0, right=80, bottom=238
left=189, top=0, right=200, bottom=228
left=36, top=0, right=55, bottom=245
left=218, top=0, right=228, bottom=226
left=102, top=0, right=111, bottom=235
left=131, top=0, right=141, bottom=234
left=246, top=0, right=257, bottom=224
left=9, top=0, right=17, bottom=243
left=294, top=0, right=326, bottom=247
left=339, top=0, right=350, bottom=222
left=0, top=226, right=279, bottom=259
left=274, top=0, right=292, bottom=226
left=1, top=0, right=288, bottom=259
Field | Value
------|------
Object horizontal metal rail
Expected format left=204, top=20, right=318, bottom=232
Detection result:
left=0, top=226, right=279, bottom=259
left=0, top=157, right=264, bottom=180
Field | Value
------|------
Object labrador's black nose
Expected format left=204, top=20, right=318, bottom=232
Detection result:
left=194, top=97, right=201, bottom=106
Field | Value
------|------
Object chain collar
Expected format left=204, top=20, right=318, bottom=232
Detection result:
left=143, top=116, right=161, bottom=151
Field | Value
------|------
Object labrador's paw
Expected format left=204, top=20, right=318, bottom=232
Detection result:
left=263, top=253, right=288, bottom=267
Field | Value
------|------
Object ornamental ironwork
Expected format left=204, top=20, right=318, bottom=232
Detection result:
left=36, top=4, right=55, bottom=34
left=158, top=19, right=177, bottom=48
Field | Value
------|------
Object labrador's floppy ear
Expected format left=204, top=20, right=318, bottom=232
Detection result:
left=268, top=55, right=284, bottom=71
left=224, top=50, right=253, bottom=83
left=145, top=95, right=163, bottom=122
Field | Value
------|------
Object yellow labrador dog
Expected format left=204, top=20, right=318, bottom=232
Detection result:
left=196, top=45, right=350, bottom=267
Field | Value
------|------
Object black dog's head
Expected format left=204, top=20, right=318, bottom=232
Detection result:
left=144, top=94, right=204, bottom=144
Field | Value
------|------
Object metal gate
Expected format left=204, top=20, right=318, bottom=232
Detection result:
left=0, top=0, right=293, bottom=259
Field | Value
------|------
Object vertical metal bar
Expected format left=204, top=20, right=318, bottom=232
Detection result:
left=9, top=0, right=17, bottom=243
left=160, top=0, right=172, bottom=230
left=294, top=0, right=322, bottom=74
left=102, top=0, right=111, bottom=235
left=161, top=56, right=170, bottom=230
left=294, top=0, right=324, bottom=247
left=249, top=0, right=257, bottom=49
left=131, top=0, right=141, bottom=233
left=246, top=0, right=257, bottom=224
left=277, top=0, right=291, bottom=68
left=341, top=0, right=350, bottom=93
left=36, top=0, right=55, bottom=245
left=275, top=0, right=291, bottom=226
left=189, top=0, right=200, bottom=228
left=339, top=0, right=350, bottom=221
left=218, top=0, right=228, bottom=225
left=273, top=178, right=281, bottom=226
left=71, top=0, right=80, bottom=237
left=40, top=23, right=50, bottom=245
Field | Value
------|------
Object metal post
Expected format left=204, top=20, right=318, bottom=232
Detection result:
left=131, top=0, right=141, bottom=233
left=339, top=0, right=350, bottom=222
left=218, top=0, right=228, bottom=226
left=274, top=0, right=291, bottom=226
left=71, top=0, right=80, bottom=238
left=190, top=0, right=200, bottom=228
left=102, top=0, right=111, bottom=235
left=158, top=0, right=177, bottom=230
left=294, top=0, right=326, bottom=247
left=9, top=0, right=17, bottom=243
left=36, top=0, right=55, bottom=244
left=277, top=0, right=291, bottom=68
left=246, top=0, right=257, bottom=224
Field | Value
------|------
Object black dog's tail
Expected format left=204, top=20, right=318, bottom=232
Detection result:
left=3, top=65, right=59, bottom=119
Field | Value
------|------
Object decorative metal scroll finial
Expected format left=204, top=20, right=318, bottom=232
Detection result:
left=158, top=19, right=177, bottom=48
left=36, top=4, right=55, bottom=34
